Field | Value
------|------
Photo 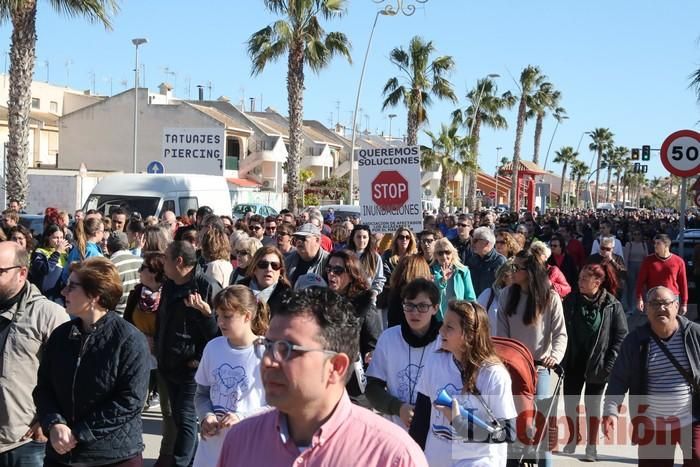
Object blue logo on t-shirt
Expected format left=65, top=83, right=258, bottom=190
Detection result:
left=211, top=364, right=249, bottom=413
left=396, top=363, right=424, bottom=404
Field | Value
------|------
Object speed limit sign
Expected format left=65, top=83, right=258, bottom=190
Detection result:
left=660, top=129, right=700, bottom=177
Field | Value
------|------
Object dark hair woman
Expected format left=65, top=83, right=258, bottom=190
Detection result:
left=34, top=257, right=150, bottom=467
left=239, top=246, right=292, bottom=316
left=29, top=224, right=70, bottom=301
left=561, top=262, right=627, bottom=461
left=497, top=249, right=568, bottom=466
left=345, top=224, right=386, bottom=299
left=324, top=250, right=383, bottom=405
left=547, top=234, right=579, bottom=293
left=409, top=301, right=516, bottom=466
left=8, top=224, right=35, bottom=252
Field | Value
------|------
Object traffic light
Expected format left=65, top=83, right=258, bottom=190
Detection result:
left=631, top=148, right=640, bottom=160
left=642, top=164, right=648, bottom=174
left=633, top=162, right=640, bottom=173
left=642, top=145, right=651, bottom=161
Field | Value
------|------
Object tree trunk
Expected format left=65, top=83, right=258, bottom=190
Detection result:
left=605, top=167, right=613, bottom=203
left=615, top=172, right=622, bottom=205
left=437, top=159, right=449, bottom=208
left=7, top=1, right=37, bottom=206
left=286, top=38, right=305, bottom=213
left=510, top=96, right=527, bottom=209
left=406, top=88, right=421, bottom=146
left=467, top=118, right=481, bottom=212
left=532, top=112, right=543, bottom=165
left=594, top=149, right=602, bottom=207
left=558, top=163, right=567, bottom=209
left=575, top=175, right=582, bottom=208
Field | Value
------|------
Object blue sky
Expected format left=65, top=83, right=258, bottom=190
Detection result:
left=4, top=0, right=700, bottom=180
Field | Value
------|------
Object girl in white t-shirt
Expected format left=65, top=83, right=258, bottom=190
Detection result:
left=366, top=278, right=442, bottom=430
left=192, top=285, right=268, bottom=467
left=409, top=300, right=517, bottom=467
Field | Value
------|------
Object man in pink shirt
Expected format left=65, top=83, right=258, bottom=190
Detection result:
left=217, top=288, right=427, bottom=467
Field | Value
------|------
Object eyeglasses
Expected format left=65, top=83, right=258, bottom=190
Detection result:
left=265, top=226, right=277, bottom=232
left=254, top=337, right=337, bottom=362
left=257, top=260, right=281, bottom=271
left=436, top=250, right=451, bottom=256
left=250, top=225, right=262, bottom=231
left=421, top=238, right=435, bottom=244
left=457, top=223, right=470, bottom=228
left=293, top=235, right=310, bottom=243
left=397, top=235, right=411, bottom=241
left=600, top=246, right=613, bottom=252
left=236, top=250, right=250, bottom=257
left=403, top=302, right=433, bottom=313
left=648, top=299, right=677, bottom=308
left=64, top=280, right=82, bottom=292
left=0, top=265, right=22, bottom=275
left=326, top=265, right=347, bottom=276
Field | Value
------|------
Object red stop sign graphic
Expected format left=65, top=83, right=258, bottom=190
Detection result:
left=372, top=171, right=409, bottom=209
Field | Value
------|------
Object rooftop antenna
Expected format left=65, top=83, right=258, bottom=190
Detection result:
left=206, top=81, right=212, bottom=100
left=64, top=59, right=73, bottom=88
left=163, top=66, right=177, bottom=91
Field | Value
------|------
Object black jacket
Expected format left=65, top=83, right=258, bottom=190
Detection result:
left=346, top=289, right=383, bottom=397
left=238, top=277, right=292, bottom=316
left=562, top=290, right=628, bottom=384
left=34, top=312, right=150, bottom=465
left=156, top=266, right=222, bottom=383
left=604, top=316, right=700, bottom=423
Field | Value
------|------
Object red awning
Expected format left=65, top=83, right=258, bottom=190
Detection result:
left=227, top=178, right=260, bottom=188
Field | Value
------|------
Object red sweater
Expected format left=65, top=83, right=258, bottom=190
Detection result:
left=635, top=254, right=688, bottom=305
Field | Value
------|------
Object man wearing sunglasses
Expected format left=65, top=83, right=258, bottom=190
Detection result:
left=262, top=216, right=278, bottom=247
left=284, top=224, right=329, bottom=288
left=247, top=215, right=265, bottom=242
left=450, top=215, right=473, bottom=264
left=216, top=288, right=428, bottom=466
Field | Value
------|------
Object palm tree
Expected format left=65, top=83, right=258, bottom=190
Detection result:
left=527, top=82, right=563, bottom=165
left=614, top=156, right=632, bottom=204
left=552, top=146, right=577, bottom=208
left=422, top=123, right=460, bottom=208
left=2, top=0, right=118, bottom=205
left=510, top=65, right=548, bottom=209
left=453, top=77, right=515, bottom=211
left=248, top=0, right=351, bottom=212
left=570, top=159, right=589, bottom=208
left=587, top=127, right=614, bottom=207
left=603, top=146, right=627, bottom=203
left=382, top=36, right=457, bottom=146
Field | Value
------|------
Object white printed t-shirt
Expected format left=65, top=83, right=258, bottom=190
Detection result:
left=366, top=325, right=441, bottom=430
left=415, top=351, right=516, bottom=467
left=193, top=336, right=266, bottom=467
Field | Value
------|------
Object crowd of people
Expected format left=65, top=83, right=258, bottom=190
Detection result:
left=0, top=198, right=697, bottom=467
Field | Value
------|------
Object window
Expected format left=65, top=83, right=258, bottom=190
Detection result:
left=179, top=197, right=198, bottom=215
left=161, top=200, right=175, bottom=214
left=49, top=101, right=58, bottom=113
left=31, top=98, right=40, bottom=109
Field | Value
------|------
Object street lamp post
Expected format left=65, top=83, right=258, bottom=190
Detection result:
left=462, top=73, right=500, bottom=212
left=348, top=0, right=427, bottom=205
left=132, top=38, right=148, bottom=173
left=388, top=113, right=397, bottom=141
left=542, top=115, right=569, bottom=172
left=494, top=146, right=502, bottom=205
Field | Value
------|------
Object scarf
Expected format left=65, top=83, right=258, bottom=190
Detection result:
left=250, top=279, right=276, bottom=304
left=139, top=285, right=162, bottom=314
left=400, top=315, right=441, bottom=348
left=571, top=290, right=605, bottom=362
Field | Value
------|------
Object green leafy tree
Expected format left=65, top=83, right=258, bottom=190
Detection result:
left=587, top=127, right=614, bottom=207
left=570, top=159, right=589, bottom=208
left=382, top=36, right=457, bottom=146
left=603, top=146, right=627, bottom=203
left=613, top=156, right=632, bottom=204
left=248, top=0, right=351, bottom=212
left=510, top=65, right=548, bottom=209
left=422, top=123, right=460, bottom=208
left=1, top=0, right=118, bottom=205
left=552, top=146, right=577, bottom=208
left=526, top=82, right=563, bottom=165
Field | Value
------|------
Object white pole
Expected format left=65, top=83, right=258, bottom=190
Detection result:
left=133, top=45, right=139, bottom=173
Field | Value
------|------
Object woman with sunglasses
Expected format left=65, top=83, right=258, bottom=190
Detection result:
left=229, top=236, right=262, bottom=285
left=561, top=262, right=627, bottom=461
left=325, top=250, right=383, bottom=406
left=431, top=238, right=476, bottom=321
left=498, top=250, right=567, bottom=467
left=366, top=278, right=442, bottom=430
left=409, top=300, right=516, bottom=466
left=346, top=225, right=386, bottom=300
left=382, top=227, right=418, bottom=283
left=239, top=246, right=292, bottom=316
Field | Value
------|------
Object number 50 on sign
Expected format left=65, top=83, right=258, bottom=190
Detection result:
left=660, top=129, right=700, bottom=177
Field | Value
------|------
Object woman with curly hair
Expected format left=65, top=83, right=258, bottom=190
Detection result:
left=494, top=230, right=521, bottom=259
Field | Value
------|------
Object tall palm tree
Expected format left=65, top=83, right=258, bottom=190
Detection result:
left=570, top=159, right=589, bottom=208
left=527, top=82, right=563, bottom=166
left=422, top=123, right=460, bottom=208
left=248, top=0, right=351, bottom=212
left=614, top=156, right=632, bottom=204
left=453, top=77, right=515, bottom=211
left=382, top=36, right=457, bottom=146
left=603, top=146, right=627, bottom=203
left=510, top=65, right=548, bottom=209
left=552, top=146, right=577, bottom=208
left=587, top=128, right=614, bottom=207
left=1, top=0, right=117, bottom=205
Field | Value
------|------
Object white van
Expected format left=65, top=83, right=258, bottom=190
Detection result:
left=84, top=174, right=232, bottom=218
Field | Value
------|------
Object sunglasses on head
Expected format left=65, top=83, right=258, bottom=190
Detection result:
left=257, top=260, right=281, bottom=271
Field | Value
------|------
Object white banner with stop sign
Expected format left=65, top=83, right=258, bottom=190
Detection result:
left=357, top=145, right=422, bottom=234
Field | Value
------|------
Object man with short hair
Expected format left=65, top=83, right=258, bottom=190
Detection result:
left=282, top=212, right=295, bottom=225
left=248, top=214, right=265, bottom=241
left=417, top=230, right=439, bottom=264
left=110, top=207, right=128, bottom=233
left=591, top=221, right=624, bottom=260
left=603, top=286, right=700, bottom=466
left=466, top=226, right=507, bottom=297
left=276, top=223, right=295, bottom=259
left=2, top=209, right=18, bottom=230
left=450, top=215, right=473, bottom=264
left=7, top=199, right=20, bottom=213
left=0, top=242, right=69, bottom=466
left=157, top=241, right=221, bottom=467
left=262, top=216, right=277, bottom=247
left=636, top=234, right=688, bottom=314
left=108, top=231, right=143, bottom=316
left=306, top=209, right=333, bottom=252
left=217, top=288, right=428, bottom=466
left=160, top=210, right=178, bottom=237
left=285, top=224, right=329, bottom=287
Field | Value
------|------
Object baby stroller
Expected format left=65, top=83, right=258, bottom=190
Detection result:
left=491, top=337, right=564, bottom=467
